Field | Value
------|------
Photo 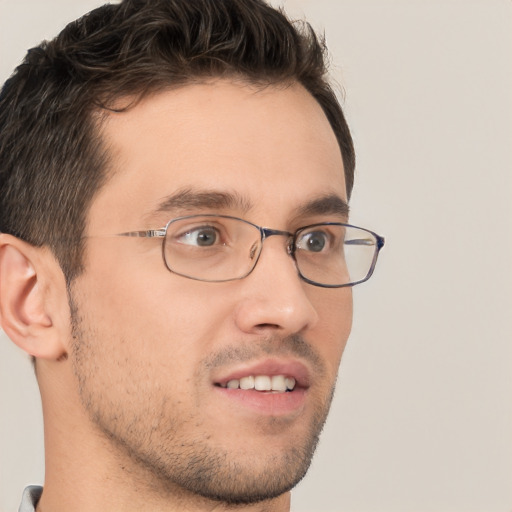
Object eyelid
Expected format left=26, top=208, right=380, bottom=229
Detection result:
left=296, top=224, right=338, bottom=236
left=172, top=223, right=223, bottom=245
left=292, top=214, right=349, bottom=228
left=171, top=217, right=224, bottom=232
left=295, top=229, right=328, bottom=247
left=295, top=224, right=344, bottom=249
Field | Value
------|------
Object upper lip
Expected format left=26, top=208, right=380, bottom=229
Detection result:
left=213, top=358, right=311, bottom=389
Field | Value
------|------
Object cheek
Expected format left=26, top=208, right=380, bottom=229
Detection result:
left=313, top=287, right=353, bottom=372
left=78, top=242, right=237, bottom=364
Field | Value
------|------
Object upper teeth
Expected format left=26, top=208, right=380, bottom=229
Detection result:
left=223, top=375, right=296, bottom=392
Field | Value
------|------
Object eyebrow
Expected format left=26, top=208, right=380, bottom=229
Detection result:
left=149, top=188, right=253, bottom=219
left=147, top=188, right=349, bottom=223
left=293, top=194, right=350, bottom=220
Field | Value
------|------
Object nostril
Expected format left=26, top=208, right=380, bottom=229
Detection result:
left=255, top=323, right=280, bottom=330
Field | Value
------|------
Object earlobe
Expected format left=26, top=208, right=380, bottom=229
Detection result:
left=0, top=234, right=68, bottom=360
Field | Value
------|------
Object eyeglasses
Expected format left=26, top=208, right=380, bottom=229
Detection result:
left=115, top=214, right=385, bottom=288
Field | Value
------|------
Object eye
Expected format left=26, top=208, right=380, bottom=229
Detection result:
left=297, top=230, right=329, bottom=253
left=178, top=226, right=221, bottom=247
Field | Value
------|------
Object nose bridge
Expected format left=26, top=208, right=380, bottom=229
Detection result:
left=261, top=227, right=294, bottom=255
left=236, top=225, right=318, bottom=335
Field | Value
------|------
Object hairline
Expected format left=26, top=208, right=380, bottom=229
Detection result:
left=83, top=75, right=348, bottom=248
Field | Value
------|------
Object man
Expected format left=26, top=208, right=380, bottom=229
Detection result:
left=0, top=0, right=384, bottom=510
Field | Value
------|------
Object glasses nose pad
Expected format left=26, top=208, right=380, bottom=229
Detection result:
left=286, top=237, right=295, bottom=257
left=249, top=241, right=259, bottom=260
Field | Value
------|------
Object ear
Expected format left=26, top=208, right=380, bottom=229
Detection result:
left=0, top=234, right=69, bottom=360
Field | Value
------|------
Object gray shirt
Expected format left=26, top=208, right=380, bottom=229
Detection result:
left=19, top=486, right=42, bottom=512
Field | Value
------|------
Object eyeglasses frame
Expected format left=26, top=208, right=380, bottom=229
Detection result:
left=115, top=214, right=385, bottom=288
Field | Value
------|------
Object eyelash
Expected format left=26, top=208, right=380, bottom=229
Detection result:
left=174, top=224, right=226, bottom=246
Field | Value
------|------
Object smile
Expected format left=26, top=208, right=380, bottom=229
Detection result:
left=217, top=375, right=296, bottom=392
left=212, top=360, right=310, bottom=415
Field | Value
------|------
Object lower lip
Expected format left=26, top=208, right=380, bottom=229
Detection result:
left=213, top=386, right=307, bottom=416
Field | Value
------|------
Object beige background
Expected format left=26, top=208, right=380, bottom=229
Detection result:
left=1, top=1, right=511, bottom=511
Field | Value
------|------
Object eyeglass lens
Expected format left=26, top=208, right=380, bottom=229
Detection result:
left=162, top=215, right=380, bottom=287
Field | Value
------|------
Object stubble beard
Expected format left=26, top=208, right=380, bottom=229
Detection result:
left=68, top=292, right=337, bottom=506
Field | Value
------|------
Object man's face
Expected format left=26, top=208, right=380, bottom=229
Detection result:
left=70, top=80, right=352, bottom=503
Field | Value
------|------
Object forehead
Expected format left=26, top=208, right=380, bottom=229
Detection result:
left=89, top=80, right=346, bottom=232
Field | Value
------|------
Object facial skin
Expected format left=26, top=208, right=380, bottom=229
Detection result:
left=38, top=80, right=353, bottom=511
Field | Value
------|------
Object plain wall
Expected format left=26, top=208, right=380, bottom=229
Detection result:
left=1, top=1, right=511, bottom=511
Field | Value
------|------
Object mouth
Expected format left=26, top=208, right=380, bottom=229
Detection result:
left=211, top=359, right=310, bottom=415
left=216, top=375, right=296, bottom=393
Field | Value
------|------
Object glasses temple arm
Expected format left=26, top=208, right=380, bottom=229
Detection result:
left=116, top=229, right=167, bottom=238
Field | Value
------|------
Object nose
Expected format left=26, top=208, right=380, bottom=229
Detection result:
left=233, top=235, right=319, bottom=336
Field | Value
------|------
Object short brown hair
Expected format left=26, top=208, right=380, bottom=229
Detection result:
left=0, top=0, right=355, bottom=282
